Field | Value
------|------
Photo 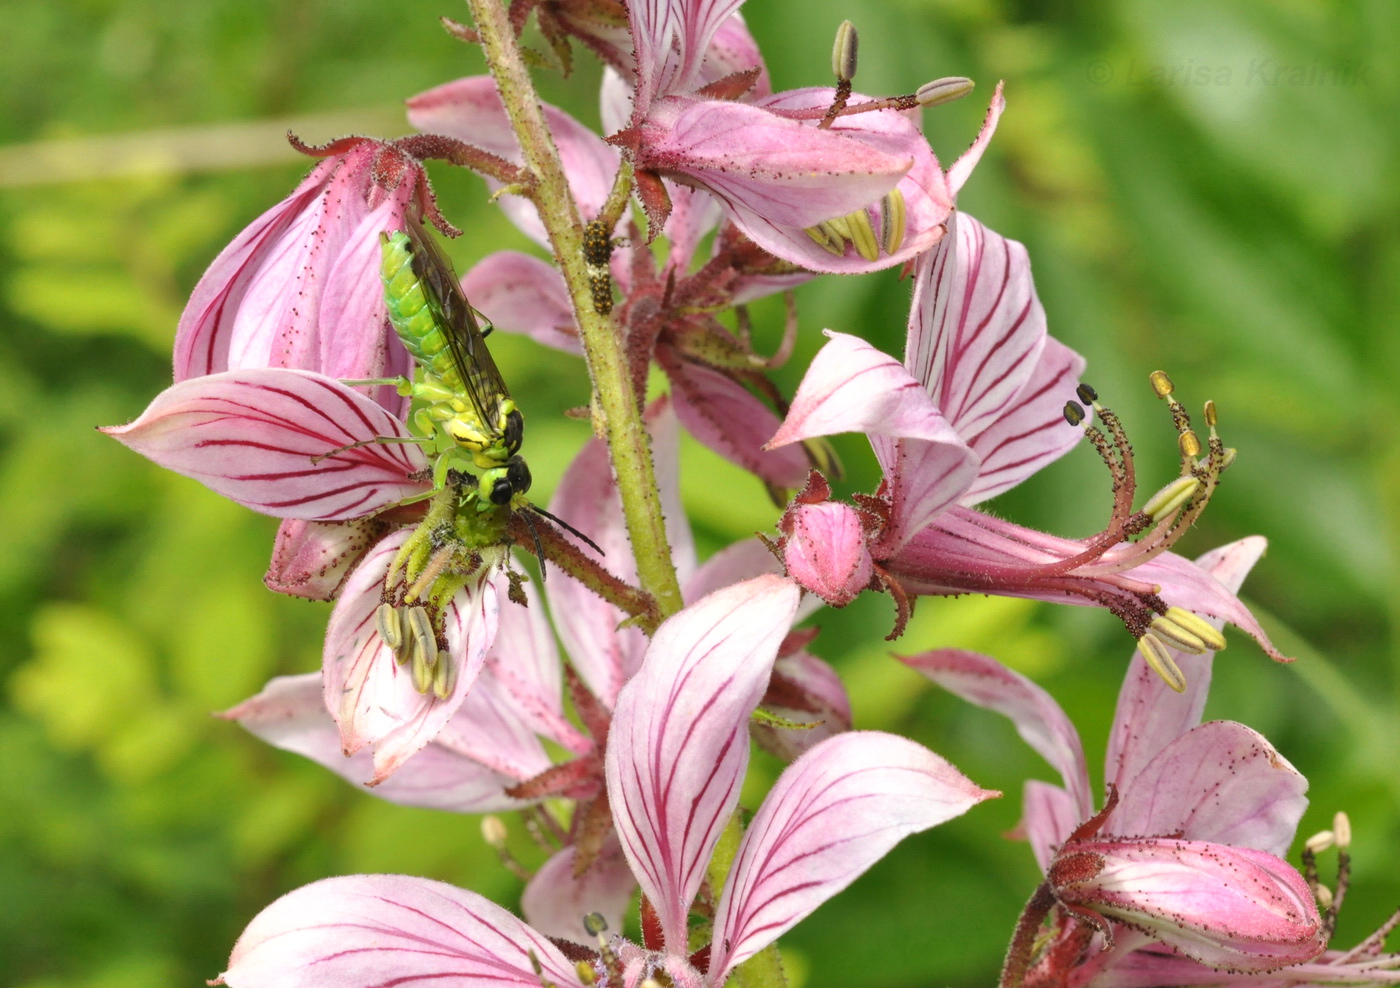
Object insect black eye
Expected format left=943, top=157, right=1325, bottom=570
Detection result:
left=507, top=456, right=532, bottom=496
left=490, top=477, right=514, bottom=505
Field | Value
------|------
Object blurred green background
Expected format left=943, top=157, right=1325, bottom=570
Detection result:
left=1, top=0, right=1396, bottom=985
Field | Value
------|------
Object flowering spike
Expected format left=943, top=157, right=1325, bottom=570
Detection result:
left=831, top=20, right=858, bottom=83
left=914, top=76, right=975, bottom=106
left=1137, top=633, right=1187, bottom=692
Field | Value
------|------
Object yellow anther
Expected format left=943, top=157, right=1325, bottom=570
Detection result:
left=845, top=207, right=880, bottom=262
left=815, top=220, right=849, bottom=253
left=805, top=224, right=834, bottom=249
left=915, top=76, right=975, bottom=107
left=406, top=605, right=434, bottom=650
left=1150, top=614, right=1208, bottom=655
left=1333, top=811, right=1352, bottom=849
left=481, top=815, right=508, bottom=848
left=1142, top=476, right=1200, bottom=521
left=1149, top=370, right=1175, bottom=398
left=1163, top=607, right=1227, bottom=651
left=824, top=214, right=854, bottom=241
left=1316, top=884, right=1334, bottom=910
left=831, top=19, right=858, bottom=83
left=1137, top=633, right=1187, bottom=692
left=376, top=603, right=403, bottom=651
left=1305, top=830, right=1336, bottom=854
left=432, top=649, right=457, bottom=699
left=575, top=961, right=598, bottom=986
left=411, top=640, right=434, bottom=694
left=1178, top=430, right=1202, bottom=458
left=1203, top=399, right=1217, bottom=429
left=880, top=188, right=907, bottom=255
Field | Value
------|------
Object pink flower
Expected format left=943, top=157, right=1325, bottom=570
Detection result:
left=904, top=538, right=1332, bottom=979
left=173, top=136, right=460, bottom=414
left=768, top=212, right=1286, bottom=662
left=216, top=574, right=997, bottom=988
left=103, top=367, right=500, bottom=782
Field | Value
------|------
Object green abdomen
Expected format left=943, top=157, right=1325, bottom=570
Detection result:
left=380, top=231, right=466, bottom=393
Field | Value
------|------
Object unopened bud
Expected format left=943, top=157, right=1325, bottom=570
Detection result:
left=1203, top=399, right=1217, bottom=428
left=845, top=207, right=879, bottom=262
left=1063, top=400, right=1086, bottom=427
left=1150, top=370, right=1175, bottom=398
left=1305, top=830, right=1335, bottom=854
left=1150, top=615, right=1207, bottom=655
left=481, top=815, right=509, bottom=848
left=1315, top=884, right=1334, bottom=910
left=583, top=912, right=609, bottom=936
left=1163, top=607, right=1226, bottom=651
left=1333, top=811, right=1352, bottom=850
left=432, top=650, right=457, bottom=699
left=880, top=189, right=907, bottom=255
left=831, top=20, right=858, bottom=82
left=1142, top=476, right=1200, bottom=521
left=1076, top=382, right=1099, bottom=404
left=1138, top=633, right=1187, bottom=692
left=1178, top=430, right=1202, bottom=458
left=915, top=76, right=975, bottom=107
left=376, top=603, right=403, bottom=652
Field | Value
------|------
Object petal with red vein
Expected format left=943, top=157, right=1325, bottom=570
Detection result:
left=521, top=844, right=638, bottom=944
left=263, top=518, right=385, bottom=601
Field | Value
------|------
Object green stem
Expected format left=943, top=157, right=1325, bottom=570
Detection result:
left=465, top=0, right=684, bottom=618
left=1001, top=882, right=1056, bottom=988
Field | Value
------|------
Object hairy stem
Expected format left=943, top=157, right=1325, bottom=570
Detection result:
left=466, top=0, right=684, bottom=617
left=1001, top=883, right=1057, bottom=988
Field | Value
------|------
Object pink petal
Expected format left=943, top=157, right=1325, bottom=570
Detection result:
left=709, top=731, right=997, bottom=979
left=173, top=162, right=331, bottom=380
left=407, top=77, right=620, bottom=245
left=220, top=874, right=586, bottom=988
left=780, top=501, right=872, bottom=607
left=905, top=211, right=1083, bottom=491
left=662, top=182, right=724, bottom=273
left=1023, top=779, right=1078, bottom=873
left=750, top=650, right=853, bottom=761
left=663, top=354, right=810, bottom=490
left=521, top=843, right=638, bottom=944
left=322, top=532, right=499, bottom=782
left=1054, top=838, right=1323, bottom=971
left=1106, top=537, right=1268, bottom=790
left=730, top=87, right=951, bottom=273
left=223, top=674, right=526, bottom=813
left=629, top=0, right=747, bottom=113
left=102, top=369, right=429, bottom=520
left=263, top=518, right=384, bottom=600
left=957, top=336, right=1085, bottom=504
left=461, top=251, right=581, bottom=356
left=639, top=96, right=910, bottom=231
left=1110, top=721, right=1307, bottom=858
left=431, top=665, right=554, bottom=783
left=546, top=398, right=693, bottom=707
left=700, top=13, right=771, bottom=97
left=681, top=536, right=784, bottom=603
left=945, top=82, right=1005, bottom=198
left=899, top=649, right=1093, bottom=821
left=605, top=574, right=800, bottom=952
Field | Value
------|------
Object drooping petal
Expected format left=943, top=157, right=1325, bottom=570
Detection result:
left=219, top=874, right=587, bottom=988
left=546, top=398, right=693, bottom=707
left=323, top=532, right=499, bottom=782
left=173, top=162, right=332, bottom=380
left=263, top=517, right=385, bottom=600
left=709, top=731, right=997, bottom=979
left=521, top=843, right=638, bottom=945
left=780, top=501, right=872, bottom=607
left=1106, top=537, right=1268, bottom=791
left=407, top=77, right=620, bottom=245
left=730, top=87, right=951, bottom=273
left=223, top=674, right=526, bottom=813
left=662, top=353, right=811, bottom=491
left=605, top=574, right=801, bottom=952
left=637, top=95, right=910, bottom=231
left=102, top=369, right=429, bottom=520
left=1023, top=779, right=1078, bottom=873
left=957, top=336, right=1085, bottom=505
left=751, top=650, right=853, bottom=761
left=1052, top=838, right=1324, bottom=972
left=461, top=251, right=581, bottom=356
left=1110, top=721, right=1308, bottom=858
left=899, top=649, right=1093, bottom=821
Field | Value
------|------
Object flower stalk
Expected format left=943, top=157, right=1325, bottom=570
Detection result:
left=465, top=0, right=684, bottom=617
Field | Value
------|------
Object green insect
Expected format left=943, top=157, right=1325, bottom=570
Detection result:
left=379, top=220, right=532, bottom=512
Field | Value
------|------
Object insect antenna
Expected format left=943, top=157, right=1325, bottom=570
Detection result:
left=526, top=504, right=605, bottom=556
left=518, top=508, right=549, bottom=582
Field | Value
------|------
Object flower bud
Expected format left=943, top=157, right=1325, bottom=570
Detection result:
left=781, top=501, right=873, bottom=607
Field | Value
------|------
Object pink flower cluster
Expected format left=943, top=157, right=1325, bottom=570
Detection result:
left=95, top=0, right=1397, bottom=984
